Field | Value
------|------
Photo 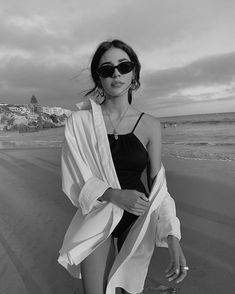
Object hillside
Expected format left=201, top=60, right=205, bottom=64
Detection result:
left=0, top=103, right=72, bottom=132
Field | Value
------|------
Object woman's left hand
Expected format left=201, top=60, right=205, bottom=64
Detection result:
left=165, top=235, right=188, bottom=284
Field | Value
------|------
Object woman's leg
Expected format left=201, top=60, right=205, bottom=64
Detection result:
left=116, top=226, right=133, bottom=294
left=81, top=236, right=116, bottom=294
left=116, top=224, right=144, bottom=294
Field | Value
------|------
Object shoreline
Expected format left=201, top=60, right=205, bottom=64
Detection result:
left=1, top=144, right=234, bottom=164
left=1, top=142, right=234, bottom=163
left=1, top=124, right=235, bottom=161
left=0, top=128, right=64, bottom=149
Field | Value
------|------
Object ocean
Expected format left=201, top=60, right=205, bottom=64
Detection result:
left=1, top=112, right=234, bottom=161
left=161, top=112, right=235, bottom=161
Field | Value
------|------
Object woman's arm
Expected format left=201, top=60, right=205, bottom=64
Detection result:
left=62, top=113, right=111, bottom=214
left=99, top=187, right=150, bottom=216
left=146, top=116, right=162, bottom=190
left=146, top=114, right=188, bottom=284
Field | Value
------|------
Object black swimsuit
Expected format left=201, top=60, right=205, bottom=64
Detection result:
left=108, top=113, right=149, bottom=238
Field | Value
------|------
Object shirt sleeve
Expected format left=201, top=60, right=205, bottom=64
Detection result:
left=61, top=113, right=110, bottom=215
left=155, top=192, right=181, bottom=247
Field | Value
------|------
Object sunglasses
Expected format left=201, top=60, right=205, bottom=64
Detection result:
left=97, top=61, right=135, bottom=78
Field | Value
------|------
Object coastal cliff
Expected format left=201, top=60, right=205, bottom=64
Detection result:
left=0, top=103, right=72, bottom=132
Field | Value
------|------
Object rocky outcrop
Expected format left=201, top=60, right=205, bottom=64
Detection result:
left=0, top=103, right=72, bottom=132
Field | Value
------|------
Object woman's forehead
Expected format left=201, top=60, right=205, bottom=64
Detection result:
left=99, top=47, right=130, bottom=65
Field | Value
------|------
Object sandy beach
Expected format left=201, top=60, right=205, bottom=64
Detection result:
left=0, top=141, right=235, bottom=293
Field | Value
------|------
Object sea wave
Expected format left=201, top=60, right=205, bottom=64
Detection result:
left=161, top=112, right=235, bottom=125
left=170, top=142, right=235, bottom=147
left=163, top=150, right=235, bottom=161
left=162, top=144, right=235, bottom=161
left=162, top=113, right=235, bottom=161
left=174, top=155, right=234, bottom=162
left=0, top=140, right=63, bottom=149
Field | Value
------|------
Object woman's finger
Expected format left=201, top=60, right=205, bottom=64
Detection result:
left=133, top=202, right=149, bottom=211
left=137, top=196, right=149, bottom=206
left=166, top=267, right=180, bottom=281
left=165, top=261, right=179, bottom=277
left=138, top=193, right=149, bottom=202
left=175, top=266, right=188, bottom=283
left=166, top=254, right=188, bottom=283
left=165, top=236, right=188, bottom=284
left=129, top=207, right=147, bottom=215
left=165, top=262, right=173, bottom=274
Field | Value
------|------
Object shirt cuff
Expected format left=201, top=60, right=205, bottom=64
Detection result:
left=78, top=176, right=110, bottom=215
left=155, top=193, right=181, bottom=247
left=156, top=216, right=181, bottom=247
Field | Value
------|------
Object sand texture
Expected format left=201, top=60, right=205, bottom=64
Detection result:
left=0, top=148, right=235, bottom=294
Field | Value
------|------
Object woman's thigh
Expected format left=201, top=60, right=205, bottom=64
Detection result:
left=81, top=236, right=116, bottom=294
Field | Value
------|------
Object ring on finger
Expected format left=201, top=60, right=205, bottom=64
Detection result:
left=180, top=265, right=189, bottom=271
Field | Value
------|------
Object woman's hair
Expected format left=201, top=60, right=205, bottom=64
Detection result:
left=85, top=39, right=141, bottom=104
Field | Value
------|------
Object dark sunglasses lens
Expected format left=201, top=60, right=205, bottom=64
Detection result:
left=97, top=66, right=114, bottom=78
left=117, top=62, right=134, bottom=74
left=97, top=62, right=135, bottom=78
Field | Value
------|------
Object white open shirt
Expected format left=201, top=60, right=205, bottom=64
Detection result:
left=58, top=98, right=181, bottom=294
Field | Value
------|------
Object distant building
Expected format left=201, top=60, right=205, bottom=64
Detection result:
left=35, top=105, right=43, bottom=113
left=0, top=124, right=6, bottom=133
left=8, top=106, right=19, bottom=112
left=41, top=106, right=72, bottom=117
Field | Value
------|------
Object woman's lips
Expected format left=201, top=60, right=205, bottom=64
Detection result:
left=111, top=81, right=125, bottom=87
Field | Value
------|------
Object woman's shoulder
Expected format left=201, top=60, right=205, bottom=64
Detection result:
left=131, top=107, right=160, bottom=126
left=139, top=113, right=162, bottom=151
left=140, top=113, right=161, bottom=147
left=130, top=107, right=161, bottom=135
left=142, top=112, right=161, bottom=131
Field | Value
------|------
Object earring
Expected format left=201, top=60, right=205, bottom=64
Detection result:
left=95, top=87, right=106, bottom=104
left=131, top=79, right=138, bottom=90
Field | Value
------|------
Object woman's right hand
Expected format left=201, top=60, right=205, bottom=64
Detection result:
left=109, top=189, right=150, bottom=216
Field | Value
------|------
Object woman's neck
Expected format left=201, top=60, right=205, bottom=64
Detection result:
left=102, top=95, right=130, bottom=116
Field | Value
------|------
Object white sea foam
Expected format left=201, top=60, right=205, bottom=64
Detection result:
left=174, top=155, right=234, bottom=162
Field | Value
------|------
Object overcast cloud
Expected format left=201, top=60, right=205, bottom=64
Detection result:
left=0, top=0, right=235, bottom=116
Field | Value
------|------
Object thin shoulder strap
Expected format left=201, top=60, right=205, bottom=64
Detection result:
left=131, top=112, right=144, bottom=133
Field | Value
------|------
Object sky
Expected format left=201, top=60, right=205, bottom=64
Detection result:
left=0, top=0, right=235, bottom=117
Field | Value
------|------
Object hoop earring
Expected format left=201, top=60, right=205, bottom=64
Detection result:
left=94, top=87, right=106, bottom=104
left=131, top=79, right=138, bottom=91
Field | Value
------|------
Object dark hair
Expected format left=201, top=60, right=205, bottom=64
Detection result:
left=85, top=39, right=141, bottom=104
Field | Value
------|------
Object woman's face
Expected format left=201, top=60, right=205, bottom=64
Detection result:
left=98, top=47, right=134, bottom=98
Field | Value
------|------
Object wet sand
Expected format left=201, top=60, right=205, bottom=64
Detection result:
left=0, top=147, right=235, bottom=294
left=0, top=128, right=64, bottom=149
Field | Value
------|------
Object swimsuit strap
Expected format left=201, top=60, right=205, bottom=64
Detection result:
left=131, top=112, right=145, bottom=133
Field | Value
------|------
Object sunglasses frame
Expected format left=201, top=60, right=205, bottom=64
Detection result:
left=97, top=61, right=135, bottom=78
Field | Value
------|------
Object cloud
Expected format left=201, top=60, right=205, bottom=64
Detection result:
left=141, top=51, right=235, bottom=101
left=0, top=13, right=71, bottom=59
left=0, top=56, right=91, bottom=108
left=1, top=0, right=235, bottom=115
left=2, top=0, right=235, bottom=64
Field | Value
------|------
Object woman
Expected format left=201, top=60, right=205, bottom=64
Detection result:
left=58, top=39, right=188, bottom=294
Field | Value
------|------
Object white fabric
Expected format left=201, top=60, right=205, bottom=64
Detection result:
left=57, top=98, right=181, bottom=294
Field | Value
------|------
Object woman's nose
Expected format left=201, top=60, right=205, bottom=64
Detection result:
left=112, top=68, right=121, bottom=77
